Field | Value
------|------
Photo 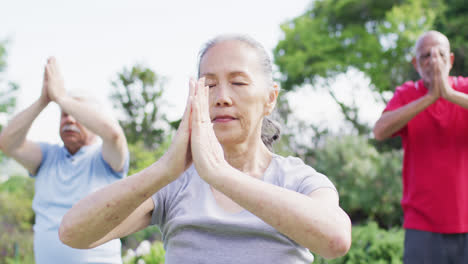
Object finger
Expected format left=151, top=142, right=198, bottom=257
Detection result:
left=197, top=77, right=209, bottom=123
left=43, top=66, right=48, bottom=81
left=179, top=79, right=196, bottom=130
left=203, top=79, right=210, bottom=122
left=191, top=80, right=201, bottom=125
left=45, top=64, right=52, bottom=80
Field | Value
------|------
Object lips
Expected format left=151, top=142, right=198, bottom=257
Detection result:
left=212, top=115, right=237, bottom=123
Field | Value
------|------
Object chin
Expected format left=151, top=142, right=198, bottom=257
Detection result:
left=216, top=131, right=248, bottom=147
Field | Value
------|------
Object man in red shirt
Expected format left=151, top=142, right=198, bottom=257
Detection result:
left=374, top=31, right=468, bottom=263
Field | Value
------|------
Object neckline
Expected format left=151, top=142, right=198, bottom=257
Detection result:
left=204, top=154, right=277, bottom=216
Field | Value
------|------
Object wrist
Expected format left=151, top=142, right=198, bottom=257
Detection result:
left=38, top=97, right=50, bottom=108
left=55, top=94, right=71, bottom=107
left=424, top=92, right=439, bottom=104
left=158, top=151, right=185, bottom=182
left=441, top=84, right=455, bottom=101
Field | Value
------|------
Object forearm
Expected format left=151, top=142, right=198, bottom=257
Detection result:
left=445, top=89, right=468, bottom=110
left=206, top=166, right=351, bottom=259
left=374, top=94, right=435, bottom=140
left=0, top=98, right=47, bottom=153
left=56, top=96, right=124, bottom=144
left=59, top=156, right=174, bottom=248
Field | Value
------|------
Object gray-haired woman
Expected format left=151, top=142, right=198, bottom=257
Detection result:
left=59, top=35, right=351, bottom=263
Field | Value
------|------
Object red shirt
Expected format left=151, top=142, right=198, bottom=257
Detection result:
left=385, top=76, right=468, bottom=233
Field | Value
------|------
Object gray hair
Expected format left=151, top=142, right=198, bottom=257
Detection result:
left=198, top=34, right=281, bottom=150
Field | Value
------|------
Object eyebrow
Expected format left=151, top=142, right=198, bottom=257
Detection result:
left=201, top=71, right=252, bottom=80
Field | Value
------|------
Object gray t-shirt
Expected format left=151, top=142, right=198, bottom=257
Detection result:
left=151, top=154, right=336, bottom=264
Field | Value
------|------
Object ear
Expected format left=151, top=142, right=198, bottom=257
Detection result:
left=449, top=52, right=455, bottom=70
left=411, top=57, right=418, bottom=71
left=264, top=83, right=279, bottom=116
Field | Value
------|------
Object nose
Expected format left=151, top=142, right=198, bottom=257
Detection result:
left=62, top=114, right=76, bottom=123
left=213, top=83, right=232, bottom=107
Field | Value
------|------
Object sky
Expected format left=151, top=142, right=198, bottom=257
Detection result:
left=1, top=0, right=384, bottom=145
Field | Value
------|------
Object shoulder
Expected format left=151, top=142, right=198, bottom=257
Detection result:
left=269, top=154, right=336, bottom=194
left=38, top=142, right=63, bottom=158
left=394, top=80, right=419, bottom=95
left=452, top=76, right=468, bottom=92
left=385, top=80, right=422, bottom=111
left=272, top=154, right=315, bottom=174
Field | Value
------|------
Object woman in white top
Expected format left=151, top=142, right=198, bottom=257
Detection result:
left=59, top=35, right=351, bottom=263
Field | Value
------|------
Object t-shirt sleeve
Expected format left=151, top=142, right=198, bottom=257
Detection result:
left=384, top=85, right=406, bottom=112
left=98, top=147, right=129, bottom=179
left=150, top=170, right=190, bottom=227
left=454, top=76, right=468, bottom=93
left=382, top=84, right=409, bottom=137
left=277, top=156, right=337, bottom=196
left=29, top=142, right=52, bottom=177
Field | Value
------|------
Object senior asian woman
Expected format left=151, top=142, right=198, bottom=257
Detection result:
left=59, top=35, right=351, bottom=263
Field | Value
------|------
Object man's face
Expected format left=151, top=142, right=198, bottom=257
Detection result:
left=413, top=34, right=454, bottom=86
left=59, top=111, right=94, bottom=153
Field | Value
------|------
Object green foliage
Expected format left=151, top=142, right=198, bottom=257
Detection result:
left=123, top=240, right=165, bottom=264
left=121, top=226, right=162, bottom=253
left=0, top=176, right=35, bottom=263
left=274, top=0, right=454, bottom=135
left=0, top=39, right=18, bottom=163
left=314, top=221, right=404, bottom=264
left=111, top=65, right=169, bottom=149
left=275, top=0, right=440, bottom=92
left=127, top=134, right=172, bottom=175
left=433, top=0, right=468, bottom=77
left=311, top=135, right=403, bottom=228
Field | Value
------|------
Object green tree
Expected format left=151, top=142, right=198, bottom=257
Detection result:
left=111, top=65, right=169, bottom=149
left=434, top=0, right=468, bottom=77
left=274, top=0, right=449, bottom=134
left=0, top=40, right=19, bottom=163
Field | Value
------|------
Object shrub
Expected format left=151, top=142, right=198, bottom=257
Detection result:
left=0, top=175, right=35, bottom=263
left=127, top=135, right=171, bottom=176
left=314, top=221, right=404, bottom=264
left=311, top=135, right=403, bottom=228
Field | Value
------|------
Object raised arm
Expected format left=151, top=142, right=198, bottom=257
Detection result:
left=59, top=79, right=194, bottom=249
left=373, top=92, right=437, bottom=141
left=0, top=67, right=51, bottom=174
left=44, top=57, right=128, bottom=171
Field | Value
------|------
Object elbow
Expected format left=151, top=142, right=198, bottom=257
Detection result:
left=322, top=231, right=352, bottom=259
left=108, top=128, right=127, bottom=152
left=373, top=124, right=386, bottom=141
left=110, top=129, right=124, bottom=144
left=315, top=214, right=352, bottom=259
left=0, top=134, right=7, bottom=153
left=58, top=221, right=71, bottom=246
left=59, top=217, right=90, bottom=249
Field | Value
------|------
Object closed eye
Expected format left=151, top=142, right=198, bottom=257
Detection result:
left=233, top=82, right=247, bottom=86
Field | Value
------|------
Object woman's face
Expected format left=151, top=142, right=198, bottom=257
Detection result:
left=199, top=40, right=277, bottom=146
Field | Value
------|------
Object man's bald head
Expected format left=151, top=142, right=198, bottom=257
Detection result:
left=414, top=30, right=451, bottom=56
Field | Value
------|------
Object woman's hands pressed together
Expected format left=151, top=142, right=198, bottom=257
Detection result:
left=190, top=77, right=229, bottom=182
